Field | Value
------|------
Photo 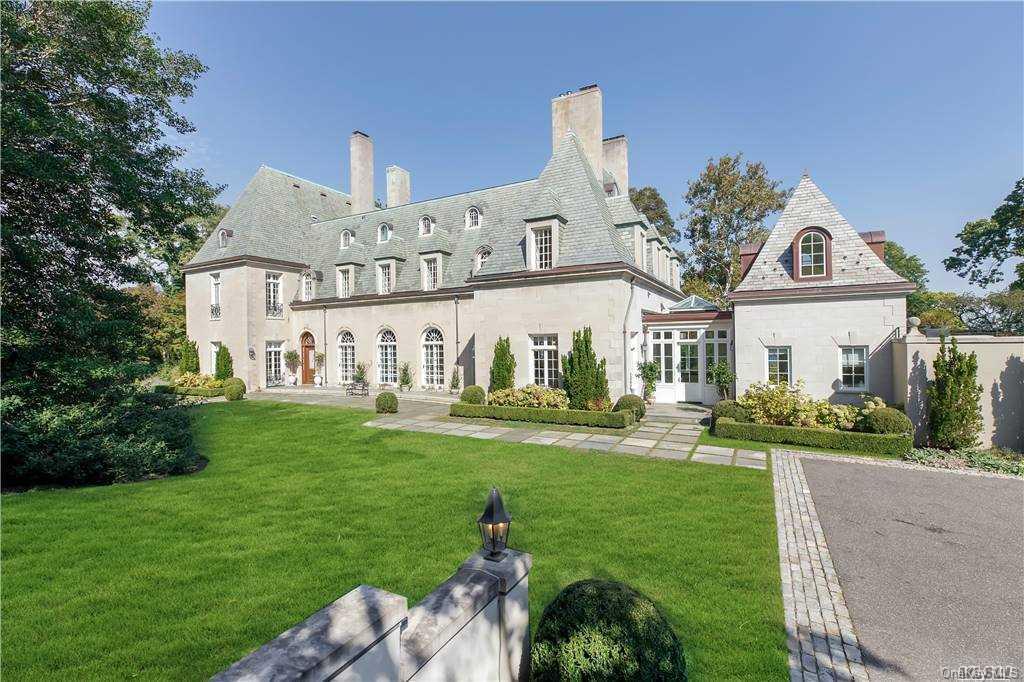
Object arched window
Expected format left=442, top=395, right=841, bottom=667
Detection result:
left=337, top=331, right=355, bottom=383
left=419, top=216, right=433, bottom=236
left=301, top=272, right=314, bottom=301
left=218, top=229, right=228, bottom=248
left=475, top=246, right=492, bottom=273
left=378, top=223, right=392, bottom=243
left=422, top=327, right=444, bottom=388
left=377, top=329, right=397, bottom=384
left=341, top=230, right=352, bottom=249
left=799, top=231, right=826, bottom=277
left=465, top=207, right=481, bottom=229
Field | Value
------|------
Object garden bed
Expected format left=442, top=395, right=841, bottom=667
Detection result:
left=450, top=403, right=634, bottom=428
left=714, top=417, right=913, bottom=457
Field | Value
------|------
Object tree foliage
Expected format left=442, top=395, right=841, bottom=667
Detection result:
left=488, top=337, right=516, bottom=392
left=629, top=186, right=678, bottom=242
left=883, top=241, right=929, bottom=317
left=680, top=154, right=790, bottom=299
left=214, top=345, right=233, bottom=381
left=178, top=339, right=200, bottom=374
left=944, top=178, right=1023, bottom=290
left=927, top=337, right=983, bottom=450
left=1, top=1, right=219, bottom=485
left=561, top=328, right=609, bottom=411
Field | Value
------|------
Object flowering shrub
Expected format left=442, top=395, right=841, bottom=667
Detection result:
left=815, top=402, right=858, bottom=431
left=488, top=385, right=569, bottom=410
left=174, top=372, right=224, bottom=389
left=738, top=381, right=860, bottom=431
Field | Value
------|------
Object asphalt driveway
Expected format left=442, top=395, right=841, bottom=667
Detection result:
left=801, top=460, right=1024, bottom=681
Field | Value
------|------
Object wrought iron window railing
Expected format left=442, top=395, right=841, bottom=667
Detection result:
left=210, top=304, right=221, bottom=320
left=266, top=373, right=284, bottom=387
left=266, top=303, right=284, bottom=318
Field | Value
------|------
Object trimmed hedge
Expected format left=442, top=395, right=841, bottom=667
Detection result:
left=715, top=417, right=913, bottom=456
left=224, top=383, right=244, bottom=401
left=450, top=403, right=634, bottom=428
left=613, top=394, right=646, bottom=421
left=861, top=407, right=912, bottom=435
left=154, top=385, right=225, bottom=398
left=460, top=385, right=486, bottom=405
left=376, top=391, right=398, bottom=414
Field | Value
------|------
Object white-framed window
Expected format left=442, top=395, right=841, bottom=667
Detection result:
left=337, top=331, right=355, bottom=383
left=302, top=272, right=314, bottom=301
left=705, top=329, right=730, bottom=385
left=422, top=327, right=444, bottom=388
left=210, top=273, right=222, bottom=320
left=378, top=223, right=392, bottom=243
left=799, top=232, right=826, bottom=277
left=265, top=272, right=283, bottom=318
left=466, top=207, right=481, bottom=229
left=218, top=229, right=228, bottom=248
left=677, top=329, right=699, bottom=383
left=840, top=346, right=868, bottom=391
left=377, top=329, right=397, bottom=384
left=377, top=262, right=393, bottom=294
left=530, top=334, right=559, bottom=387
left=533, top=227, right=552, bottom=270
left=336, top=267, right=353, bottom=298
left=419, top=216, right=433, bottom=236
left=265, top=341, right=283, bottom=387
left=475, top=247, right=491, bottom=273
left=767, top=346, right=792, bottom=385
left=422, top=256, right=439, bottom=291
left=341, top=230, right=353, bottom=249
left=652, top=330, right=674, bottom=384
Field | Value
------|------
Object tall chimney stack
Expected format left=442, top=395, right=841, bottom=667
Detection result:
left=386, top=165, right=411, bottom=207
left=551, top=84, right=603, bottom=181
left=602, top=135, right=628, bottom=197
left=349, top=130, right=374, bottom=214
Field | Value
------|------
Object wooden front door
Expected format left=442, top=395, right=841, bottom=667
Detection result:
left=300, top=333, right=315, bottom=385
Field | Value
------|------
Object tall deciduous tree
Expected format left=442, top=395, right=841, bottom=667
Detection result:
left=944, top=178, right=1024, bottom=290
left=629, top=186, right=678, bottom=242
left=681, top=154, right=790, bottom=299
left=883, top=241, right=929, bottom=317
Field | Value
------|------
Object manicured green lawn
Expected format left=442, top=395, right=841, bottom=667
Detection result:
left=2, top=401, right=786, bottom=680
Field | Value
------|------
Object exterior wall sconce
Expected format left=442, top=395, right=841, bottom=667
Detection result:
left=478, top=487, right=512, bottom=561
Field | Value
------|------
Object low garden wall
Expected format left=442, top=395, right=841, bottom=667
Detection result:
left=715, top=417, right=913, bottom=457
left=450, top=403, right=634, bottom=428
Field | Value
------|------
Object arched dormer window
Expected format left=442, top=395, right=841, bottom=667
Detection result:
left=340, top=230, right=353, bottom=249
left=474, top=246, right=492, bottom=273
left=465, top=207, right=481, bottom=229
left=792, top=227, right=831, bottom=281
left=419, top=216, right=433, bottom=236
left=301, top=272, right=314, bottom=301
left=218, top=229, right=228, bottom=248
left=378, top=223, right=392, bottom=243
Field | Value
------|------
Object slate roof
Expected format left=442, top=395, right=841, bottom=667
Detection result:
left=190, top=132, right=661, bottom=301
left=733, top=176, right=908, bottom=292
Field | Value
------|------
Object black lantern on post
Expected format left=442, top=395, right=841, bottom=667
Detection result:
left=477, top=487, right=512, bottom=561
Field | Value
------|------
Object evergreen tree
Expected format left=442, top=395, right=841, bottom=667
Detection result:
left=179, top=340, right=200, bottom=374
left=594, top=358, right=610, bottom=402
left=927, top=337, right=983, bottom=450
left=561, top=328, right=599, bottom=410
left=489, top=337, right=516, bottom=392
left=214, top=345, right=233, bottom=380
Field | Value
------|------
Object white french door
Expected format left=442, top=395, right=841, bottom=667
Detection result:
left=675, top=330, right=702, bottom=402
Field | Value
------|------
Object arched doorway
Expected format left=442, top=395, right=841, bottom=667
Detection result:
left=300, top=332, right=316, bottom=385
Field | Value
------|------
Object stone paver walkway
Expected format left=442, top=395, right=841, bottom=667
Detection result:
left=773, top=449, right=867, bottom=681
left=362, top=412, right=767, bottom=470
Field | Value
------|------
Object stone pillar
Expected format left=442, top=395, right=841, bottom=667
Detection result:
left=349, top=131, right=374, bottom=214
left=386, top=165, right=411, bottom=207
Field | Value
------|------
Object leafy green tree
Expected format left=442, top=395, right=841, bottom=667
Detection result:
left=944, top=178, right=1023, bottom=290
left=681, top=154, right=790, bottom=299
left=629, top=186, right=678, bottom=242
left=214, top=345, right=233, bottom=381
left=160, top=204, right=229, bottom=293
left=561, top=328, right=599, bottom=410
left=927, top=337, right=983, bottom=450
left=489, top=337, right=516, bottom=392
left=178, top=340, right=200, bottom=374
left=1, top=1, right=219, bottom=485
left=952, top=289, right=1024, bottom=335
left=884, top=241, right=929, bottom=317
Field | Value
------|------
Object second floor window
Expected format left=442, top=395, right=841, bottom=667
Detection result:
left=266, top=273, right=282, bottom=317
left=423, top=257, right=439, bottom=291
left=337, top=268, right=352, bottom=298
left=378, top=262, right=392, bottom=294
left=533, top=227, right=552, bottom=270
left=302, top=273, right=314, bottom=301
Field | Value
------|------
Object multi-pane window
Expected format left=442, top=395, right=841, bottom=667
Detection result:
left=420, top=216, right=433, bottom=235
left=475, top=248, right=491, bottom=273
left=677, top=330, right=699, bottom=383
left=799, top=232, right=826, bottom=277
left=531, top=335, right=559, bottom=387
left=378, top=263, right=392, bottom=294
left=265, top=342, right=283, bottom=386
left=652, top=330, right=674, bottom=383
left=840, top=346, right=867, bottom=390
left=423, top=257, right=439, bottom=291
left=341, top=230, right=352, bottom=249
left=377, top=330, right=397, bottom=384
left=337, top=331, right=355, bottom=383
left=210, top=273, right=221, bottom=319
left=378, top=223, right=392, bottom=243
left=705, top=330, right=730, bottom=384
left=337, top=268, right=352, bottom=298
left=422, top=328, right=444, bottom=388
left=265, top=273, right=282, bottom=317
left=767, top=347, right=792, bottom=385
left=534, top=227, right=552, bottom=270
left=302, top=273, right=314, bottom=301
left=466, top=207, right=481, bottom=229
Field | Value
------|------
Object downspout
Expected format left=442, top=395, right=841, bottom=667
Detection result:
left=322, top=305, right=327, bottom=383
left=622, top=276, right=636, bottom=396
left=454, top=295, right=461, bottom=382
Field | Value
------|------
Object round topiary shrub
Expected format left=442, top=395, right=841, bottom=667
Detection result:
left=376, top=391, right=398, bottom=414
left=613, top=394, right=646, bottom=421
left=224, top=382, right=245, bottom=401
left=531, top=579, right=686, bottom=682
left=460, top=385, right=486, bottom=405
left=712, top=399, right=750, bottom=427
left=225, top=377, right=246, bottom=395
left=861, top=406, right=912, bottom=434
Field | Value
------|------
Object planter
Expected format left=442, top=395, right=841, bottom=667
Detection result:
left=286, top=374, right=298, bottom=386
left=314, top=375, right=323, bottom=387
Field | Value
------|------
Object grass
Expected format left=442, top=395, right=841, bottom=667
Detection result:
left=2, top=401, right=786, bottom=680
left=699, top=428, right=902, bottom=460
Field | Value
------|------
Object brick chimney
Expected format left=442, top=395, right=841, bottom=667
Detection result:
left=602, top=135, right=628, bottom=196
left=551, top=84, right=603, bottom=181
left=349, top=130, right=373, bottom=214
left=386, top=165, right=410, bottom=207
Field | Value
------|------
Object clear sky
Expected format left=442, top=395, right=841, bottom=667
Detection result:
left=149, top=2, right=1022, bottom=292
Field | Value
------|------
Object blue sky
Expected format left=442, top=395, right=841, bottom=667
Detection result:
left=149, top=2, right=1022, bottom=292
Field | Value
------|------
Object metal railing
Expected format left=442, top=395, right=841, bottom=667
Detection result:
left=266, top=303, right=284, bottom=318
left=210, top=304, right=222, bottom=320
left=266, top=373, right=284, bottom=387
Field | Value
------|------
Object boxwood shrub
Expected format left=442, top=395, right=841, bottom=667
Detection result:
left=711, top=399, right=750, bottom=425
left=154, top=385, right=225, bottom=398
left=861, top=406, right=912, bottom=435
left=613, top=394, right=646, bottom=421
left=460, top=385, right=486, bottom=405
left=715, top=417, right=913, bottom=456
left=376, top=391, right=398, bottom=414
left=531, top=579, right=686, bottom=681
left=450, top=403, right=634, bottom=428
left=224, top=383, right=245, bottom=401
